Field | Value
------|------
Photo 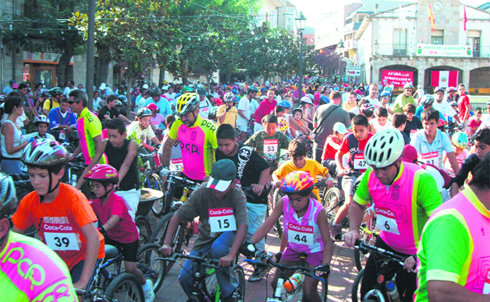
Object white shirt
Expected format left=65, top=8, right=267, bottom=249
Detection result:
left=364, top=96, right=381, bottom=107
left=199, top=99, right=212, bottom=119
left=250, top=99, right=259, bottom=115
left=236, top=96, right=251, bottom=131
left=433, top=100, right=457, bottom=121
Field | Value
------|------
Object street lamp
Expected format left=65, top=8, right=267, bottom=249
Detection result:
left=296, top=12, right=306, bottom=105
left=337, top=40, right=344, bottom=83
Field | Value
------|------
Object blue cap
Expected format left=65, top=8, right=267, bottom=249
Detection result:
left=278, top=100, right=292, bottom=108
left=380, top=91, right=391, bottom=97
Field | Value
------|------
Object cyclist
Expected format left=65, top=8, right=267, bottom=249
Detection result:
left=321, top=122, right=348, bottom=177
left=289, top=108, right=310, bottom=137
left=216, top=124, right=270, bottom=281
left=216, top=92, right=238, bottom=127
left=403, top=103, right=423, bottom=140
left=253, top=88, right=276, bottom=133
left=444, top=132, right=469, bottom=174
left=85, top=164, right=154, bottom=302
left=197, top=84, right=212, bottom=119
left=48, top=98, right=77, bottom=141
left=42, top=87, right=63, bottom=116
left=160, top=93, right=218, bottom=182
left=144, top=88, right=172, bottom=120
left=76, top=118, right=140, bottom=220
left=0, top=172, right=78, bottom=301
left=433, top=86, right=460, bottom=124
left=457, top=83, right=472, bottom=126
left=236, top=86, right=258, bottom=141
left=67, top=89, right=108, bottom=165
left=247, top=171, right=333, bottom=302
left=97, top=94, right=130, bottom=123
left=411, top=108, right=460, bottom=174
left=344, top=129, right=443, bottom=302
left=160, top=159, right=248, bottom=302
left=127, top=108, right=161, bottom=151
left=24, top=115, right=56, bottom=141
left=12, top=139, right=105, bottom=291
left=393, top=83, right=416, bottom=113
left=415, top=152, right=490, bottom=301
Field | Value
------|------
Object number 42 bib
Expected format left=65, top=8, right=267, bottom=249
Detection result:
left=208, top=208, right=237, bottom=233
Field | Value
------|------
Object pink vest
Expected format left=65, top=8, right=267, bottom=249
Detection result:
left=367, top=162, right=422, bottom=254
left=431, top=190, right=490, bottom=294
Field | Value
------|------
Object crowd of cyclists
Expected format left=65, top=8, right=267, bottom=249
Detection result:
left=0, top=77, right=489, bottom=302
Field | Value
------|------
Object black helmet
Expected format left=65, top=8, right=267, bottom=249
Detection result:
left=48, top=87, right=63, bottom=96
left=148, top=88, right=161, bottom=98
left=247, top=86, right=258, bottom=94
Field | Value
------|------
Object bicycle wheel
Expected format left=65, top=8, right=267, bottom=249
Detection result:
left=322, top=187, right=344, bottom=222
left=351, top=268, right=364, bottom=302
left=149, top=212, right=184, bottom=274
left=136, top=243, right=165, bottom=294
left=271, top=188, right=284, bottom=237
left=145, top=173, right=165, bottom=216
left=135, top=215, right=151, bottom=246
left=232, top=265, right=246, bottom=300
left=105, top=272, right=144, bottom=302
left=319, top=278, right=329, bottom=302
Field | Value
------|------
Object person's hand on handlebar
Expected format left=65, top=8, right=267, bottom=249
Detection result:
left=403, top=254, right=417, bottom=272
left=315, top=264, right=331, bottom=279
left=344, top=230, right=361, bottom=248
left=160, top=244, right=173, bottom=257
left=218, top=254, right=234, bottom=267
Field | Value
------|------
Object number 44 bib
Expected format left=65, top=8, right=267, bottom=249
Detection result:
left=287, top=223, right=314, bottom=246
left=208, top=208, right=237, bottom=233
left=375, top=207, right=400, bottom=235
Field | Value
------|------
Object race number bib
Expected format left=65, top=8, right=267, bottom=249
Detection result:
left=170, top=158, right=183, bottom=171
left=287, top=223, right=314, bottom=246
left=353, top=154, right=367, bottom=170
left=44, top=232, right=79, bottom=251
left=201, top=107, right=209, bottom=112
left=59, top=130, right=66, bottom=140
left=208, top=208, right=237, bottom=233
left=375, top=208, right=400, bottom=235
left=410, top=129, right=417, bottom=140
left=263, top=139, right=278, bottom=156
left=420, top=152, right=439, bottom=167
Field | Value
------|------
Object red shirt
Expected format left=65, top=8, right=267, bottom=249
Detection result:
left=254, top=98, right=277, bottom=124
left=322, top=135, right=341, bottom=161
left=339, top=133, right=373, bottom=172
left=458, top=93, right=470, bottom=121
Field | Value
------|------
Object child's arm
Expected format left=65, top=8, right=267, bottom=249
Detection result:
left=118, top=140, right=138, bottom=186
left=101, top=214, right=121, bottom=232
left=251, top=198, right=284, bottom=244
left=219, top=223, right=248, bottom=267
left=75, top=223, right=101, bottom=290
left=317, top=210, right=334, bottom=264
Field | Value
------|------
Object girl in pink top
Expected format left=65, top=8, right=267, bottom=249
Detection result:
left=86, top=164, right=155, bottom=301
left=249, top=171, right=333, bottom=301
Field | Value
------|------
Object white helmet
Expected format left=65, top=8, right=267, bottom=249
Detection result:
left=364, top=129, right=405, bottom=168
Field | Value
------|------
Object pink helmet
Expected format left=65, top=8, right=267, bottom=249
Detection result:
left=146, top=103, right=158, bottom=112
left=84, top=164, right=119, bottom=184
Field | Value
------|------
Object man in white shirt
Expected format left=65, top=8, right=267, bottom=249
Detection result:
left=362, top=83, right=380, bottom=107
left=197, top=84, right=212, bottom=119
left=237, top=86, right=258, bottom=138
left=63, top=80, right=75, bottom=97
left=432, top=86, right=460, bottom=124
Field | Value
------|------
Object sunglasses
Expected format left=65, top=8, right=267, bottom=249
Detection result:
left=68, top=100, right=76, bottom=104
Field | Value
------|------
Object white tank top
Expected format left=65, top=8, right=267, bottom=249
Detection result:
left=1, top=119, right=23, bottom=158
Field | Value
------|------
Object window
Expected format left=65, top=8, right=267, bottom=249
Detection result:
left=393, top=29, right=407, bottom=56
left=468, top=31, right=481, bottom=57
left=431, top=30, right=444, bottom=45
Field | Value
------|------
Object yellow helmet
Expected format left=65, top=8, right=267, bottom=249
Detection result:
left=176, top=93, right=199, bottom=116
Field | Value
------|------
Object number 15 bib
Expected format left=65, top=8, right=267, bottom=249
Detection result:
left=208, top=208, right=237, bottom=233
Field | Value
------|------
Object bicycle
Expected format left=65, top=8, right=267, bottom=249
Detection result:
left=158, top=252, right=246, bottom=302
left=351, top=240, right=408, bottom=302
left=244, top=252, right=329, bottom=301
left=136, top=148, right=165, bottom=216
left=353, top=214, right=378, bottom=272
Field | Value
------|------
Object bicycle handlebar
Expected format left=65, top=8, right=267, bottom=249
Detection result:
left=169, top=173, right=200, bottom=187
left=354, top=240, right=406, bottom=265
left=244, top=252, right=326, bottom=282
left=157, top=252, right=221, bottom=270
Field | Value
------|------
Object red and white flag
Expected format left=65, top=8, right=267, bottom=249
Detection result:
left=431, top=71, right=458, bottom=88
left=463, top=6, right=467, bottom=31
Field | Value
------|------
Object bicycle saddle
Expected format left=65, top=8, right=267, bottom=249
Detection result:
left=105, top=244, right=119, bottom=259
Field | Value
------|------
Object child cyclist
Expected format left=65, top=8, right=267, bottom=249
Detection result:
left=246, top=171, right=333, bottom=302
left=85, top=164, right=155, bottom=302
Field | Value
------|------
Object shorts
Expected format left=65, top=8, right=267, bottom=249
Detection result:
left=282, top=247, right=323, bottom=267
left=105, top=237, right=139, bottom=262
left=341, top=173, right=361, bottom=197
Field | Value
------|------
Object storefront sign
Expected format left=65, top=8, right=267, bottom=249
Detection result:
left=381, top=70, right=414, bottom=87
left=23, top=51, right=74, bottom=64
left=346, top=66, right=361, bottom=76
left=416, top=44, right=472, bottom=57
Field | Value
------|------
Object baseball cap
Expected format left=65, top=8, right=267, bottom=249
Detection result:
left=142, top=84, right=149, bottom=90
left=206, top=159, right=237, bottom=192
left=333, top=122, right=348, bottom=134
left=146, top=103, right=158, bottom=111
left=402, top=144, right=418, bottom=163
left=99, top=83, right=107, bottom=90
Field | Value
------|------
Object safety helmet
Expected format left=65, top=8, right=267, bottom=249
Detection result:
left=247, top=86, right=258, bottom=94
left=176, top=93, right=199, bottom=116
left=403, top=83, right=414, bottom=90
left=300, top=96, right=313, bottom=104
left=281, top=171, right=314, bottom=194
left=146, top=103, right=158, bottom=112
left=148, top=88, right=161, bottom=98
left=22, top=139, right=68, bottom=168
left=434, top=87, right=445, bottom=94
left=380, top=91, right=391, bottom=98
left=118, top=94, right=127, bottom=102
left=420, top=95, right=435, bottom=108
left=451, top=132, right=468, bottom=149
left=33, top=115, right=49, bottom=125
left=364, top=129, right=405, bottom=168
left=84, top=164, right=119, bottom=184
left=224, top=92, right=235, bottom=103
left=137, top=108, right=152, bottom=118
left=48, top=87, right=63, bottom=96
left=278, top=117, right=289, bottom=132
left=361, top=102, right=375, bottom=117
left=277, top=101, right=292, bottom=109
left=0, top=172, right=17, bottom=218
left=196, top=84, right=207, bottom=97
left=446, top=87, right=457, bottom=93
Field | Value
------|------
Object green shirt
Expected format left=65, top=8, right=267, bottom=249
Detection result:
left=245, top=130, right=290, bottom=170
left=393, top=94, right=416, bottom=113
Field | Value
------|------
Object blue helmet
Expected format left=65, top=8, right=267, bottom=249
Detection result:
left=277, top=101, right=292, bottom=109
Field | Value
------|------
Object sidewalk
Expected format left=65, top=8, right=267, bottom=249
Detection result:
left=155, top=231, right=358, bottom=301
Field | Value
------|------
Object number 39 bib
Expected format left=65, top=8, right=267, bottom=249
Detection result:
left=287, top=223, right=314, bottom=246
left=44, top=232, right=79, bottom=251
left=208, top=208, right=237, bottom=233
left=375, top=207, right=400, bottom=235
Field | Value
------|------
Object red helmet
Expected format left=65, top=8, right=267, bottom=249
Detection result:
left=146, top=103, right=158, bottom=112
left=84, top=164, right=119, bottom=184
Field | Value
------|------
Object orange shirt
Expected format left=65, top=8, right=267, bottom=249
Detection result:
left=12, top=183, right=105, bottom=270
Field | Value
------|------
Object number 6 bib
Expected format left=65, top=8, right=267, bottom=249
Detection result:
left=287, top=223, right=314, bottom=246
left=375, top=207, right=400, bottom=235
left=208, top=208, right=237, bottom=233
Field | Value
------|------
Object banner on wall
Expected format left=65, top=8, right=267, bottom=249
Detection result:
left=430, top=71, right=458, bottom=88
left=381, top=70, right=414, bottom=87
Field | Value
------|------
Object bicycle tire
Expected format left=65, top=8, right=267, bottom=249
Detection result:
left=271, top=188, right=284, bottom=237
left=351, top=268, right=364, bottom=302
left=161, top=181, right=175, bottom=214
left=322, top=187, right=344, bottom=222
left=105, top=272, right=144, bottom=302
left=320, top=278, right=329, bottom=302
left=233, top=265, right=246, bottom=300
left=143, top=172, right=163, bottom=216
left=136, top=243, right=165, bottom=294
left=135, top=215, right=152, bottom=246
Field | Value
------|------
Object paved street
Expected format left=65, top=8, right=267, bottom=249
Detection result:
left=155, top=231, right=359, bottom=302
